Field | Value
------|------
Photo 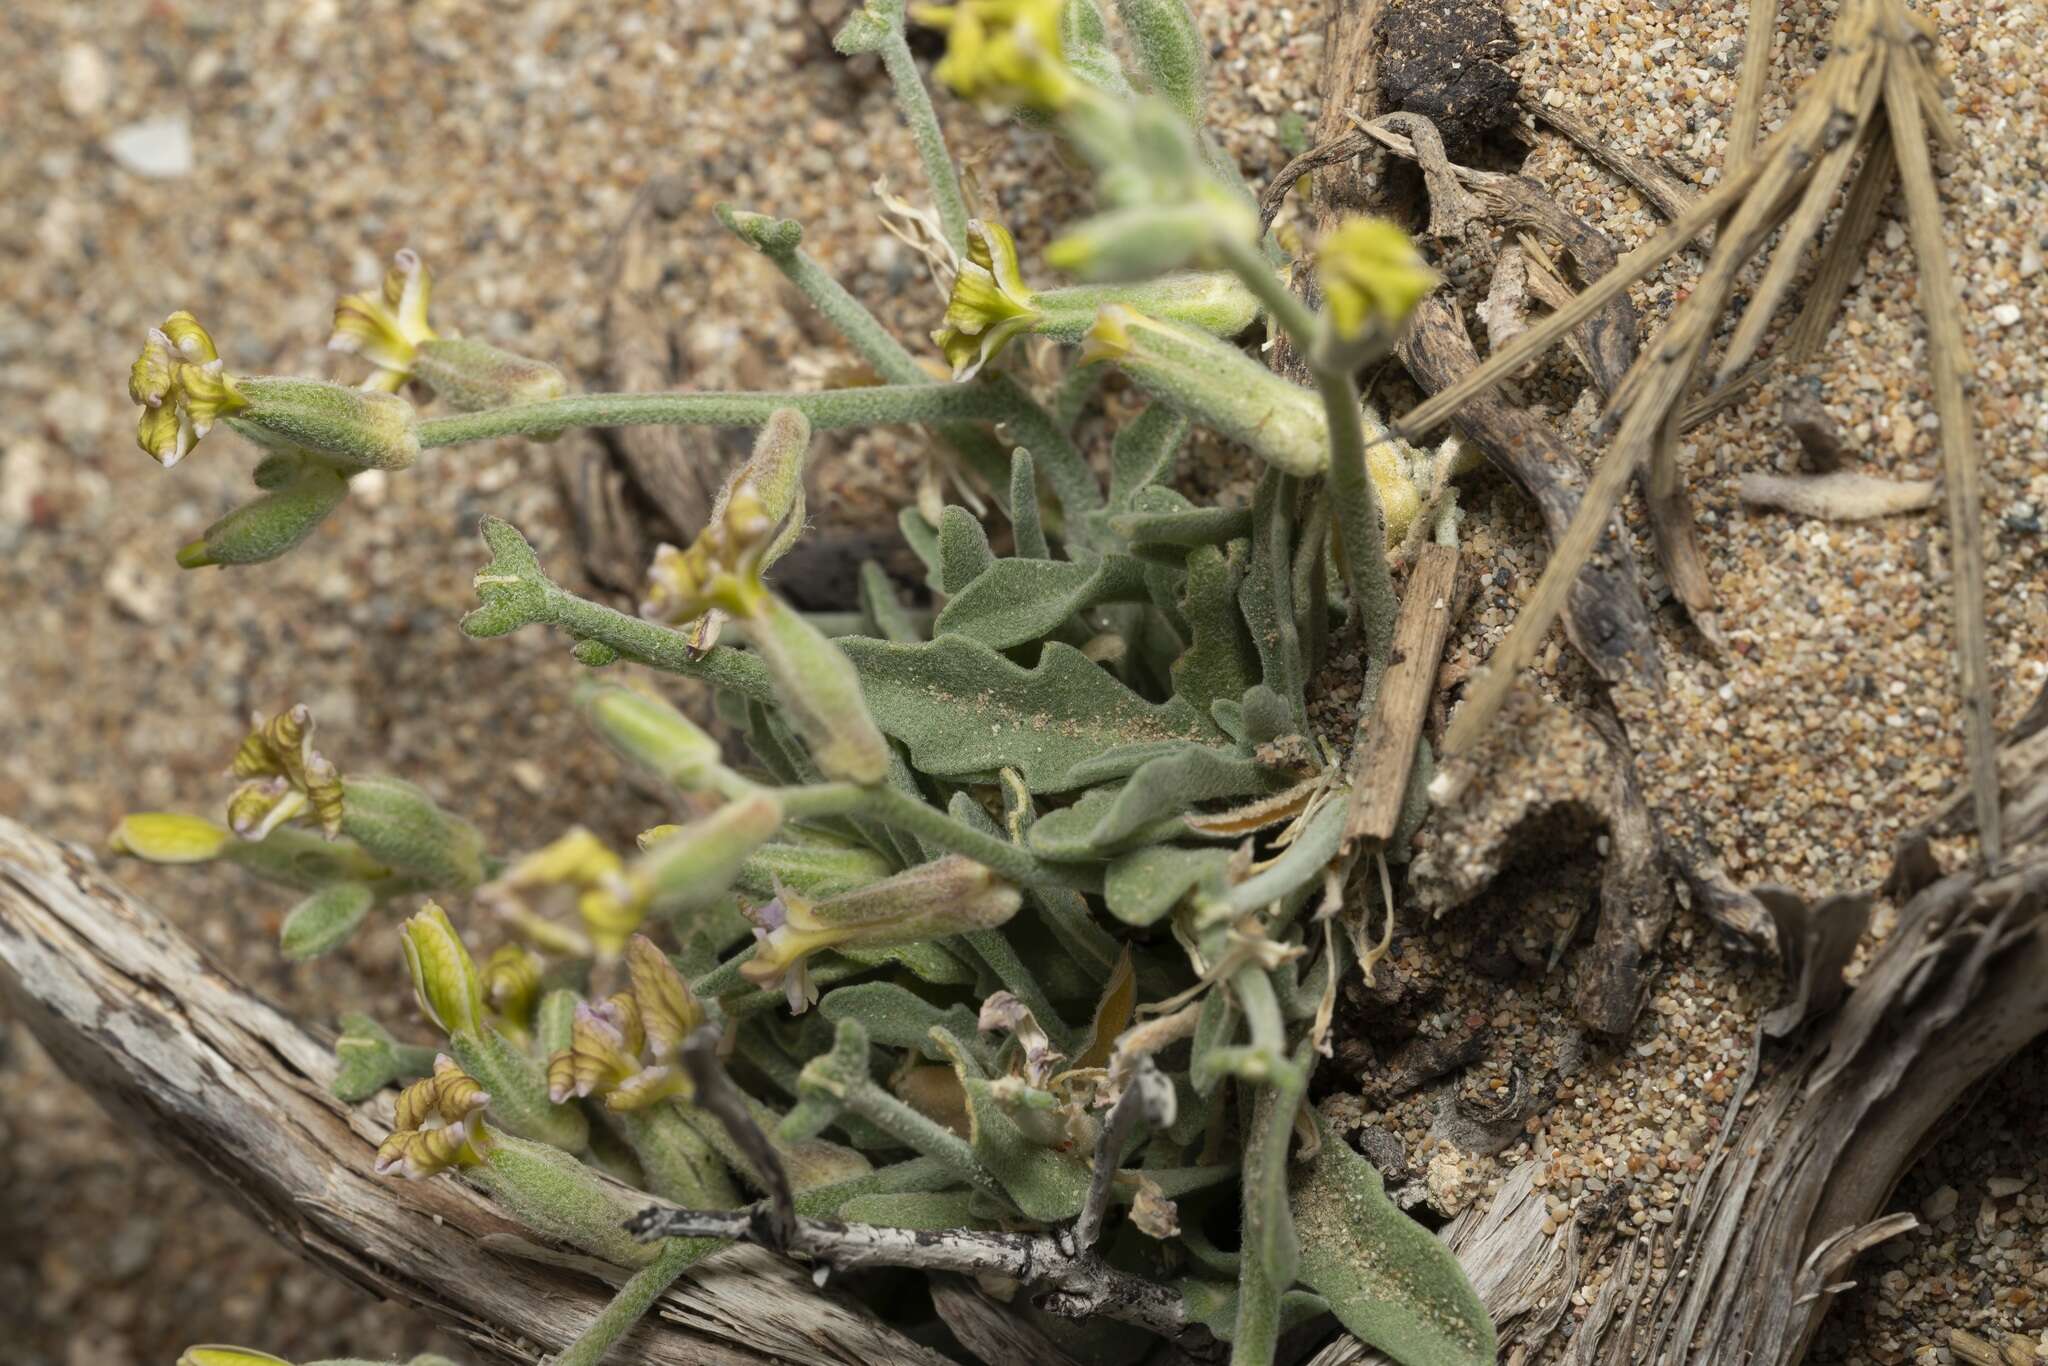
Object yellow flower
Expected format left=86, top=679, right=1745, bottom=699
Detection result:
left=545, top=992, right=692, bottom=1112
left=1315, top=217, right=1439, bottom=341
left=638, top=483, right=781, bottom=626
left=932, top=219, right=1041, bottom=380
left=477, top=826, right=626, bottom=956
left=913, top=0, right=1075, bottom=113
left=399, top=902, right=487, bottom=1039
left=374, top=1054, right=492, bottom=1179
left=129, top=311, right=250, bottom=466
left=329, top=248, right=437, bottom=392
left=226, top=704, right=346, bottom=840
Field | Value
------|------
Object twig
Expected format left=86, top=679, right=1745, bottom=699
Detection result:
left=1737, top=470, right=1937, bottom=521
left=678, top=1026, right=797, bottom=1250
left=1518, top=96, right=1701, bottom=225
left=623, top=1207, right=1197, bottom=1343
left=1726, top=0, right=1783, bottom=198
left=1074, top=1056, right=1176, bottom=1250
left=1345, top=542, right=1460, bottom=847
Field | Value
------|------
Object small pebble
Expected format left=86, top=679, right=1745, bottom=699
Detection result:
left=105, top=115, right=194, bottom=178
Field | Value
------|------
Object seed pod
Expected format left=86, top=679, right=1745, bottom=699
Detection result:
left=743, top=594, right=889, bottom=785
left=577, top=681, right=725, bottom=791
left=619, top=791, right=786, bottom=918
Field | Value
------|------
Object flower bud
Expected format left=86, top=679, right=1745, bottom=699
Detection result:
left=625, top=934, right=705, bottom=1055
left=177, top=1349, right=294, bottom=1366
left=278, top=881, right=375, bottom=960
left=743, top=594, right=890, bottom=785
left=177, top=461, right=348, bottom=569
left=1116, top=0, right=1208, bottom=126
left=411, top=336, right=567, bottom=411
left=107, top=812, right=233, bottom=863
left=742, top=856, right=1021, bottom=1011
left=400, top=902, right=487, bottom=1038
left=228, top=376, right=419, bottom=473
left=1045, top=205, right=1226, bottom=281
left=481, top=943, right=544, bottom=1031
left=576, top=680, right=725, bottom=790
left=914, top=0, right=1077, bottom=114
left=1316, top=216, right=1439, bottom=343
left=339, top=774, right=488, bottom=890
left=614, top=792, right=785, bottom=922
left=638, top=483, right=780, bottom=626
left=933, top=220, right=1041, bottom=380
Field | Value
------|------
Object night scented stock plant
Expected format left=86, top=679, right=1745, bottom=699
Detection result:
left=124, top=4, right=1493, bottom=1365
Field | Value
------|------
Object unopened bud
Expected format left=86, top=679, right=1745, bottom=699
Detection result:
left=339, top=774, right=487, bottom=890
left=177, top=461, right=349, bottom=568
left=576, top=681, right=725, bottom=791
left=744, top=594, right=890, bottom=785
left=614, top=792, right=785, bottom=921
left=1316, top=216, right=1439, bottom=343
left=743, top=856, right=1020, bottom=1010
left=278, top=881, right=375, bottom=960
left=177, top=1349, right=294, bottom=1366
left=107, top=812, right=233, bottom=864
left=400, top=902, right=486, bottom=1038
left=229, top=376, right=419, bottom=473
left=413, top=336, right=567, bottom=412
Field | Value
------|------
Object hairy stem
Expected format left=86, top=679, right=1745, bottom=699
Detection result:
left=876, top=36, right=971, bottom=255
left=417, top=385, right=1001, bottom=448
left=549, top=1237, right=703, bottom=1366
left=779, top=784, right=1102, bottom=893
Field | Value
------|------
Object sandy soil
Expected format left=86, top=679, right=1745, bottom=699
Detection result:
left=0, top=1, right=2041, bottom=1363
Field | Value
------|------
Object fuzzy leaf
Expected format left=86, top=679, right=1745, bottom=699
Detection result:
left=1031, top=745, right=1281, bottom=858
left=820, top=982, right=992, bottom=1066
left=859, top=561, right=923, bottom=643
left=1188, top=986, right=1236, bottom=1096
left=831, top=938, right=978, bottom=986
left=1293, top=1115, right=1497, bottom=1366
left=1008, top=449, right=1050, bottom=558
left=1109, top=403, right=1189, bottom=510
left=462, top=516, right=551, bottom=638
left=734, top=841, right=897, bottom=900
left=934, top=555, right=1150, bottom=650
left=1224, top=796, right=1347, bottom=913
left=1239, top=472, right=1307, bottom=729
left=1171, top=544, right=1258, bottom=718
left=937, top=505, right=995, bottom=595
left=1110, top=503, right=1252, bottom=551
left=839, top=635, right=1214, bottom=792
left=835, top=1189, right=980, bottom=1230
left=331, top=1012, right=436, bottom=1102
left=957, top=1077, right=1089, bottom=1220
left=1027, top=787, right=1188, bottom=861
left=279, top=882, right=375, bottom=960
left=1104, top=845, right=1230, bottom=925
left=898, top=507, right=943, bottom=593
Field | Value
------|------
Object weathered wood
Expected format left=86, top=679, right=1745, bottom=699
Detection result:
left=1346, top=542, right=1460, bottom=845
left=0, top=818, right=949, bottom=1366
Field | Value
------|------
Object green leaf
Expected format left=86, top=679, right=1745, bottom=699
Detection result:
left=1029, top=746, right=1280, bottom=860
left=835, top=1189, right=980, bottom=1230
left=1239, top=472, right=1307, bottom=729
left=937, top=505, right=995, bottom=595
left=1109, top=403, right=1188, bottom=509
left=831, top=938, right=978, bottom=986
left=1027, top=786, right=1188, bottom=861
left=331, top=1012, right=436, bottom=1102
left=840, top=635, right=1214, bottom=792
left=898, top=507, right=943, bottom=593
left=1104, top=845, right=1230, bottom=925
left=1293, top=1115, right=1497, bottom=1366
left=859, top=560, right=923, bottom=643
left=1171, top=544, right=1258, bottom=717
left=1188, top=986, right=1236, bottom=1095
left=934, top=555, right=1150, bottom=651
left=957, top=1074, right=1090, bottom=1220
left=820, top=982, right=992, bottom=1066
left=1009, top=449, right=1050, bottom=558
left=462, top=516, right=551, bottom=638
left=279, top=882, right=375, bottom=960
left=1110, top=503, right=1252, bottom=551
left=1224, top=796, right=1347, bottom=914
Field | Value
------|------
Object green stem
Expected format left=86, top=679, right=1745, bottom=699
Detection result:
left=779, top=784, right=1102, bottom=893
left=1217, top=236, right=1398, bottom=664
left=745, top=234, right=1012, bottom=492
left=417, top=384, right=1000, bottom=449
left=877, top=36, right=970, bottom=255
left=842, top=1075, right=1004, bottom=1199
left=550, top=1236, right=705, bottom=1366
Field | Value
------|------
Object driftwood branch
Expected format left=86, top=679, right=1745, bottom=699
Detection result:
left=0, top=818, right=949, bottom=1366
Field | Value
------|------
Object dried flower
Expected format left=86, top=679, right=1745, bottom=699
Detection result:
left=374, top=1054, right=493, bottom=1179
left=329, top=249, right=438, bottom=392
left=227, top=704, right=346, bottom=840
left=129, top=312, right=249, bottom=466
